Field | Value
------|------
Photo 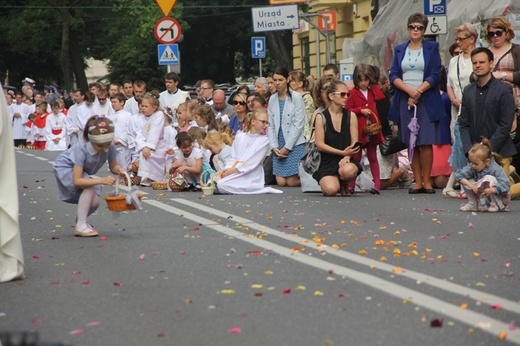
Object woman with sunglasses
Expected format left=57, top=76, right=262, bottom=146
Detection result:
left=267, top=67, right=307, bottom=187
left=443, top=23, right=478, bottom=198
left=484, top=17, right=520, bottom=139
left=388, top=12, right=446, bottom=194
left=313, top=80, right=362, bottom=196
left=228, top=93, right=248, bottom=134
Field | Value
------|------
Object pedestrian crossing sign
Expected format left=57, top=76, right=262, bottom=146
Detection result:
left=158, top=44, right=179, bottom=65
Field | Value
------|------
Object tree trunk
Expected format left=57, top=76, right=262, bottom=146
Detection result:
left=59, top=7, right=73, bottom=90
left=266, top=31, right=292, bottom=69
left=69, top=28, right=88, bottom=90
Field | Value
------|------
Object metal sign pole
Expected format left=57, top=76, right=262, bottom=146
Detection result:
left=259, top=59, right=262, bottom=78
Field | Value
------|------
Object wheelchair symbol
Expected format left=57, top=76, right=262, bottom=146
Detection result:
left=429, top=18, right=440, bottom=34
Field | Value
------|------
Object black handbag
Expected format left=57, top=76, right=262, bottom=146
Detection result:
left=379, top=132, right=407, bottom=156
left=301, top=113, right=327, bottom=174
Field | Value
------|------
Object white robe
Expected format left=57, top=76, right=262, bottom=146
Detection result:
left=136, top=111, right=168, bottom=182
left=216, top=132, right=282, bottom=194
left=44, top=112, right=68, bottom=151
left=108, top=109, right=132, bottom=170
left=76, top=103, right=96, bottom=141
left=65, top=103, right=81, bottom=147
left=0, top=92, right=25, bottom=282
left=9, top=102, right=30, bottom=140
left=159, top=89, right=190, bottom=111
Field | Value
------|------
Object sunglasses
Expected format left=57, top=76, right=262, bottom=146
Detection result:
left=233, top=100, right=246, bottom=105
left=487, top=30, right=504, bottom=38
left=455, top=36, right=470, bottom=42
left=408, top=25, right=425, bottom=31
left=333, top=91, right=350, bottom=98
left=255, top=119, right=268, bottom=125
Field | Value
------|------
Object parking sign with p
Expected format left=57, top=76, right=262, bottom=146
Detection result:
left=251, top=37, right=266, bottom=59
left=424, top=0, right=446, bottom=15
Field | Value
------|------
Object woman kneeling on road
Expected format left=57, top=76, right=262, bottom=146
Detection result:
left=313, top=80, right=362, bottom=196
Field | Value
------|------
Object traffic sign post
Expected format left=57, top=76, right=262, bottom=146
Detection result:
left=424, top=0, right=447, bottom=36
left=155, top=0, right=177, bottom=17
left=251, top=5, right=299, bottom=33
left=251, top=37, right=266, bottom=77
left=154, top=17, right=182, bottom=44
left=158, top=44, right=180, bottom=65
left=425, top=16, right=447, bottom=35
left=318, top=11, right=337, bottom=31
left=424, top=0, right=446, bottom=15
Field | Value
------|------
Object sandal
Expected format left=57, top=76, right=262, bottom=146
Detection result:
left=340, top=185, right=351, bottom=197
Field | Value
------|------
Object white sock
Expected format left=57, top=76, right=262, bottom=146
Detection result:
left=76, top=187, right=96, bottom=232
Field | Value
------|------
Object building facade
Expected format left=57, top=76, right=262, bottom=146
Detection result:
left=292, top=0, right=374, bottom=78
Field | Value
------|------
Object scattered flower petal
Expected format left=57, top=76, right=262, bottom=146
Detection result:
left=138, top=253, right=146, bottom=261
left=69, top=329, right=84, bottom=335
left=430, top=319, right=443, bottom=327
left=227, top=327, right=241, bottom=334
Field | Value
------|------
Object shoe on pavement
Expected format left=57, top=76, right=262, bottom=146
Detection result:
left=442, top=188, right=458, bottom=198
left=487, top=203, right=499, bottom=212
left=459, top=203, right=477, bottom=212
left=74, top=228, right=99, bottom=237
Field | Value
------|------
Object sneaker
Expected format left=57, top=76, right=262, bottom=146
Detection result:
left=487, top=203, right=499, bottom=212
left=442, top=188, right=458, bottom=198
left=460, top=203, right=477, bottom=212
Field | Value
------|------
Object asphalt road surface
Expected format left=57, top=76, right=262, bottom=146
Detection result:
left=1, top=148, right=519, bottom=346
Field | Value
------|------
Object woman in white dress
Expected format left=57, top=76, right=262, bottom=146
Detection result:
left=216, top=109, right=282, bottom=194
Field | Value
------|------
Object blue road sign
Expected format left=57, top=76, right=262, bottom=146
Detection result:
left=158, top=44, right=179, bottom=65
left=424, top=0, right=446, bottom=16
left=251, top=37, right=266, bottom=59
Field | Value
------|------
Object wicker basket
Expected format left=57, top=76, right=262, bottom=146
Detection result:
left=123, top=174, right=142, bottom=186
left=151, top=181, right=168, bottom=190
left=104, top=172, right=142, bottom=212
left=169, top=176, right=187, bottom=192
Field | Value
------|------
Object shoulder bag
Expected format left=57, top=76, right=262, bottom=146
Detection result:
left=301, top=113, right=327, bottom=174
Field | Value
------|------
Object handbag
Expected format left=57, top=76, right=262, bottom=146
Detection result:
left=379, top=132, right=407, bottom=156
left=301, top=113, right=327, bottom=174
left=363, top=112, right=382, bottom=136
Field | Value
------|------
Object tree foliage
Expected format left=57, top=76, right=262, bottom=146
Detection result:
left=0, top=0, right=293, bottom=91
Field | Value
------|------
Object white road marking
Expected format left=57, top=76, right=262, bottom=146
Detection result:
left=171, top=199, right=520, bottom=314
left=144, top=199, right=520, bottom=343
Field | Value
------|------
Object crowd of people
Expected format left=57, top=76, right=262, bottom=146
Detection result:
left=5, top=13, right=520, bottom=215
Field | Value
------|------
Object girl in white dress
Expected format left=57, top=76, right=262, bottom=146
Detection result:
left=44, top=101, right=68, bottom=151
left=170, top=132, right=203, bottom=187
left=216, top=110, right=282, bottom=194
left=135, top=92, right=168, bottom=185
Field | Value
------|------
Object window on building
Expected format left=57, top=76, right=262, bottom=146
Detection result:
left=300, top=37, right=310, bottom=76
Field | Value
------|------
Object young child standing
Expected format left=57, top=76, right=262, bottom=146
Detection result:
left=135, top=92, right=168, bottom=185
left=44, top=101, right=68, bottom=151
left=203, top=129, right=234, bottom=171
left=108, top=93, right=132, bottom=171
left=33, top=102, right=49, bottom=150
left=170, top=132, right=203, bottom=187
left=455, top=138, right=511, bottom=212
left=25, top=113, right=37, bottom=147
left=216, top=109, right=282, bottom=194
left=53, top=115, right=124, bottom=237
left=346, top=64, right=385, bottom=194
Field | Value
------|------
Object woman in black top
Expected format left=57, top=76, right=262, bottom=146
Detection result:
left=313, top=80, right=362, bottom=196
